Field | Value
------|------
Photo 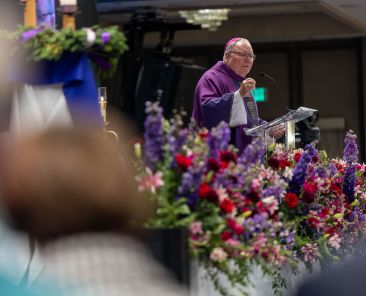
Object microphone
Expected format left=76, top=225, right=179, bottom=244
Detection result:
left=259, top=72, right=291, bottom=112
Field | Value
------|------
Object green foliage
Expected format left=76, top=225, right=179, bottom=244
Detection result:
left=1, top=25, right=128, bottom=78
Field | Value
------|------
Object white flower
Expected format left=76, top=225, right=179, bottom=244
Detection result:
left=262, top=196, right=278, bottom=215
left=210, top=247, right=228, bottom=262
left=83, top=28, right=96, bottom=47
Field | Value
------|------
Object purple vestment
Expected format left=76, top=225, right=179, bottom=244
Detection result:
left=192, top=61, right=263, bottom=153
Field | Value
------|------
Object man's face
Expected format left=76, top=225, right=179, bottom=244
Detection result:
left=224, top=40, right=255, bottom=77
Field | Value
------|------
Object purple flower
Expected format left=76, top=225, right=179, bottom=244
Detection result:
left=328, top=163, right=338, bottom=177
left=343, top=130, right=358, bottom=164
left=206, top=122, right=231, bottom=159
left=177, top=165, right=205, bottom=207
left=289, top=144, right=317, bottom=195
left=20, top=28, right=43, bottom=43
left=144, top=102, right=164, bottom=170
left=166, top=118, right=188, bottom=156
left=262, top=185, right=285, bottom=201
left=101, top=32, right=111, bottom=44
left=238, top=137, right=265, bottom=168
left=343, top=163, right=356, bottom=203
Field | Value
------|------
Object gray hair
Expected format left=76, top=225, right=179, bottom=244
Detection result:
left=225, top=38, right=249, bottom=52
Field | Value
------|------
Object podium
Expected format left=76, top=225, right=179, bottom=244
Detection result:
left=245, top=107, right=318, bottom=149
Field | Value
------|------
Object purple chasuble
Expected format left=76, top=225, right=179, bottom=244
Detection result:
left=192, top=61, right=263, bottom=153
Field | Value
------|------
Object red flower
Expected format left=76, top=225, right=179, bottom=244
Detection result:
left=220, top=198, right=235, bottom=213
left=219, top=161, right=229, bottom=170
left=226, top=218, right=245, bottom=235
left=226, top=218, right=236, bottom=229
left=268, top=157, right=280, bottom=170
left=256, top=201, right=267, bottom=214
left=233, top=224, right=245, bottom=235
left=219, top=150, right=237, bottom=163
left=294, top=152, right=302, bottom=162
left=198, top=130, right=209, bottom=139
left=198, top=183, right=211, bottom=199
left=285, top=193, right=299, bottom=208
left=329, top=183, right=342, bottom=194
left=279, top=159, right=291, bottom=169
left=220, top=231, right=232, bottom=241
left=198, top=183, right=218, bottom=203
left=302, top=182, right=317, bottom=203
left=207, top=158, right=220, bottom=172
left=175, top=154, right=192, bottom=171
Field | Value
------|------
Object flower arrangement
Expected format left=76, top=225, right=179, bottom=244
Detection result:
left=2, top=25, right=128, bottom=77
left=135, top=102, right=366, bottom=296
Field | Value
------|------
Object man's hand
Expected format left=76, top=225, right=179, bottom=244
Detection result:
left=239, top=78, right=256, bottom=97
left=268, top=124, right=285, bottom=139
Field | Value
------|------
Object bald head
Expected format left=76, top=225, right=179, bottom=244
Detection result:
left=223, top=38, right=254, bottom=77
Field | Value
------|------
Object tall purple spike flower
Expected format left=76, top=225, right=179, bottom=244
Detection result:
left=238, top=136, right=265, bottom=168
left=288, top=144, right=317, bottom=195
left=342, top=131, right=358, bottom=203
left=343, top=130, right=359, bottom=164
left=206, top=122, right=231, bottom=159
left=166, top=115, right=188, bottom=156
left=144, top=102, right=165, bottom=170
left=343, top=163, right=356, bottom=203
left=177, top=165, right=206, bottom=207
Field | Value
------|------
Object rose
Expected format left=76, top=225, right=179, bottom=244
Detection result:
left=302, top=182, right=317, bottom=203
left=175, top=153, right=192, bottom=171
left=198, top=183, right=218, bottom=203
left=207, top=158, right=220, bottom=172
left=219, top=150, right=237, bottom=163
left=294, top=152, right=302, bottom=162
left=268, top=157, right=280, bottom=170
left=285, top=192, right=299, bottom=208
left=220, top=198, right=235, bottom=213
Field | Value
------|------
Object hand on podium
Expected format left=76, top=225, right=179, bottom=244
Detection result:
left=268, top=123, right=285, bottom=139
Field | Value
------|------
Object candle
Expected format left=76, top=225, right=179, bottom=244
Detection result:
left=59, top=0, right=78, bottom=13
left=99, top=96, right=107, bottom=123
left=59, top=0, right=77, bottom=5
left=98, top=87, right=108, bottom=124
left=60, top=0, right=78, bottom=29
left=24, top=0, right=37, bottom=28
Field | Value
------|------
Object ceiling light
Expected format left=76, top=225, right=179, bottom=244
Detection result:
left=179, top=8, right=231, bottom=32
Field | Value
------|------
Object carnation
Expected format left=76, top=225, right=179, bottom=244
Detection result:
left=210, top=247, right=228, bottom=262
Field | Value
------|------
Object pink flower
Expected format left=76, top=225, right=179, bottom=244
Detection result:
left=328, top=234, right=341, bottom=250
left=301, top=243, right=319, bottom=263
left=189, top=221, right=203, bottom=236
left=251, top=178, right=261, bottom=191
left=210, top=247, right=228, bottom=262
left=136, top=168, right=164, bottom=194
left=226, top=239, right=240, bottom=247
left=262, top=196, right=279, bottom=215
left=253, top=233, right=267, bottom=252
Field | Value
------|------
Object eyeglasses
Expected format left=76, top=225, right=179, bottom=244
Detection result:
left=228, top=51, right=256, bottom=60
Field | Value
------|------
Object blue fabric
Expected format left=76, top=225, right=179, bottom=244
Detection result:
left=7, top=52, right=103, bottom=129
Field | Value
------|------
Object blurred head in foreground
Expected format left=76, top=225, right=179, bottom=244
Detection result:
left=0, top=127, right=149, bottom=243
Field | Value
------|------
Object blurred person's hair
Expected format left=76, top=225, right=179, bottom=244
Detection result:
left=0, top=126, right=150, bottom=243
